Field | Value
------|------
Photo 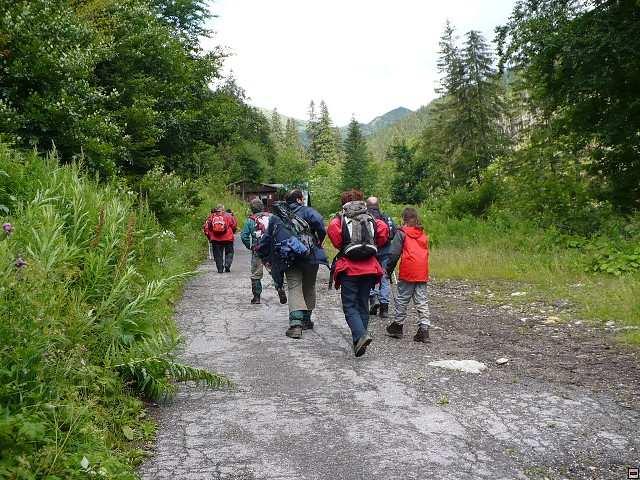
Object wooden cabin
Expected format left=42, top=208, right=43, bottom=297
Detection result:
left=228, top=181, right=311, bottom=211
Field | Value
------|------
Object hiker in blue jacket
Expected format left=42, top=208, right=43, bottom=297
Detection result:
left=256, top=189, right=327, bottom=339
left=366, top=197, right=396, bottom=318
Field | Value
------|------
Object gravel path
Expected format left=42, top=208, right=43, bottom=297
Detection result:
left=141, top=238, right=639, bottom=480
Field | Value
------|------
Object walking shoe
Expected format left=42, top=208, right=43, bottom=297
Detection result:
left=386, top=321, right=403, bottom=338
left=369, top=301, right=380, bottom=315
left=379, top=303, right=389, bottom=319
left=224, top=267, right=231, bottom=273
left=250, top=295, right=261, bottom=304
left=354, top=333, right=372, bottom=357
left=285, top=325, right=302, bottom=339
left=413, top=326, right=430, bottom=343
left=302, top=320, right=314, bottom=330
left=217, top=269, right=224, bottom=274
left=277, top=288, right=288, bottom=304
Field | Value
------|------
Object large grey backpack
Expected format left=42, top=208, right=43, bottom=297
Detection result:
left=340, top=201, right=378, bottom=260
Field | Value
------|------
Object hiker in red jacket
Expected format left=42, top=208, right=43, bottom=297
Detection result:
left=327, top=189, right=389, bottom=357
left=385, top=207, right=431, bottom=343
left=203, top=204, right=237, bottom=273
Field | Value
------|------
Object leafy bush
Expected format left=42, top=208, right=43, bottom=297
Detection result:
left=139, top=166, right=201, bottom=226
left=441, top=177, right=499, bottom=219
left=0, top=144, right=230, bottom=478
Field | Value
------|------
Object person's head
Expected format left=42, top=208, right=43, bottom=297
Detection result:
left=286, top=189, right=304, bottom=205
left=340, top=189, right=364, bottom=206
left=214, top=204, right=224, bottom=213
left=250, top=198, right=264, bottom=214
left=402, top=207, right=420, bottom=227
left=366, top=196, right=380, bottom=209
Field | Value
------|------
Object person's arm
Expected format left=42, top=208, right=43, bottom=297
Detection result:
left=240, top=219, right=254, bottom=250
left=307, top=208, right=327, bottom=244
left=202, top=215, right=211, bottom=238
left=228, top=214, right=238, bottom=233
left=326, top=216, right=343, bottom=250
left=386, top=230, right=405, bottom=275
left=374, top=218, right=389, bottom=248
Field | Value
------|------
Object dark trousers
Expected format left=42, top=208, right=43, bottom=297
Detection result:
left=211, top=241, right=234, bottom=272
left=340, top=274, right=377, bottom=342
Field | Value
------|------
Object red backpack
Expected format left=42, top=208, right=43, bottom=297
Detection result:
left=250, top=213, right=270, bottom=249
left=210, top=214, right=227, bottom=234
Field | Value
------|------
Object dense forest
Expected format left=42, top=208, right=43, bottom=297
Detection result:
left=1, top=0, right=639, bottom=477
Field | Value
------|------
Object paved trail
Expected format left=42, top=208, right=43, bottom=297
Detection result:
left=141, top=238, right=639, bottom=480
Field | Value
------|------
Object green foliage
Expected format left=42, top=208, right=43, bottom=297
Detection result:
left=440, top=177, right=499, bottom=219
left=306, top=100, right=341, bottom=165
left=139, top=166, right=201, bottom=226
left=309, top=160, right=342, bottom=217
left=0, top=0, right=273, bottom=180
left=496, top=0, right=640, bottom=210
left=341, top=118, right=372, bottom=193
left=0, top=145, right=231, bottom=477
left=389, top=140, right=427, bottom=204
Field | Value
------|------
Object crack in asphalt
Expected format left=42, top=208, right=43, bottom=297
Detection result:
left=141, top=238, right=639, bottom=480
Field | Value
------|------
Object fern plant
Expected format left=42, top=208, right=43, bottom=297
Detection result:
left=110, top=334, right=233, bottom=401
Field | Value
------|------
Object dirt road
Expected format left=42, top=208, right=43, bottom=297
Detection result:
left=141, top=238, right=639, bottom=479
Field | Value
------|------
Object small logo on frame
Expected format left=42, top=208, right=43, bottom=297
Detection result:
left=629, top=467, right=640, bottom=479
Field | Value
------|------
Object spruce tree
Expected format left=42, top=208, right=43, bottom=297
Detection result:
left=313, top=101, right=341, bottom=164
left=306, top=100, right=320, bottom=164
left=341, top=118, right=370, bottom=192
left=270, top=109, right=284, bottom=149
left=458, top=30, right=505, bottom=182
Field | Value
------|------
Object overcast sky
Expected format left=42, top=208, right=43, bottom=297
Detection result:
left=203, top=1, right=516, bottom=126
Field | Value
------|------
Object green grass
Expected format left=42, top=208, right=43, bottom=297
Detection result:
left=432, top=244, right=640, bottom=328
left=0, top=144, right=236, bottom=479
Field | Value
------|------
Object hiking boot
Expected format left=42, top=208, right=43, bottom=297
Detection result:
left=224, top=267, right=231, bottom=273
left=379, top=304, right=389, bottom=319
left=369, top=301, right=380, bottom=316
left=302, top=320, right=314, bottom=330
left=286, top=325, right=302, bottom=339
left=277, top=288, right=288, bottom=304
left=250, top=295, right=261, bottom=304
left=354, top=333, right=372, bottom=357
left=386, top=321, right=403, bottom=338
left=413, top=326, right=430, bottom=343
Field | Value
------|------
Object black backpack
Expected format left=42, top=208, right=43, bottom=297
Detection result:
left=340, top=201, right=378, bottom=260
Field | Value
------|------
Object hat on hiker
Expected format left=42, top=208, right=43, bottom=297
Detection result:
left=214, top=204, right=224, bottom=212
left=250, top=198, right=263, bottom=213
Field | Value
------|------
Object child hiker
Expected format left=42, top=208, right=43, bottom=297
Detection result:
left=385, top=207, right=431, bottom=343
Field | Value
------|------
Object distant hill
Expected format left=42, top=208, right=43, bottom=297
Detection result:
left=366, top=99, right=440, bottom=161
left=256, top=106, right=415, bottom=147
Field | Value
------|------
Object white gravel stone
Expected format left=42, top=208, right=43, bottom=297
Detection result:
left=428, top=360, right=487, bottom=374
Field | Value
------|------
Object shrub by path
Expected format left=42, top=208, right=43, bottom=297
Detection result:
left=141, top=237, right=639, bottom=479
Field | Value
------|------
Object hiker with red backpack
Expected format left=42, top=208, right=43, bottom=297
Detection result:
left=256, top=190, right=327, bottom=339
left=327, top=189, right=390, bottom=357
left=385, top=207, right=431, bottom=343
left=203, top=204, right=237, bottom=273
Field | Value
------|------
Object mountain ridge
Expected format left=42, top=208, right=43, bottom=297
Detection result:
left=256, top=105, right=415, bottom=143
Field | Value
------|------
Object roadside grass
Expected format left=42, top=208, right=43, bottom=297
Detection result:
left=431, top=244, right=640, bottom=330
left=0, top=145, right=235, bottom=478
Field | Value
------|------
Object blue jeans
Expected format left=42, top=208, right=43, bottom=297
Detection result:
left=370, top=256, right=390, bottom=305
left=340, top=274, right=377, bottom=342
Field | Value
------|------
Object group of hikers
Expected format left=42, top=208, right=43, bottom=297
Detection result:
left=202, top=189, right=430, bottom=357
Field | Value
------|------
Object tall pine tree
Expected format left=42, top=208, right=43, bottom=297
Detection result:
left=341, top=118, right=371, bottom=192
left=270, top=109, right=284, bottom=149
left=311, top=101, right=341, bottom=165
